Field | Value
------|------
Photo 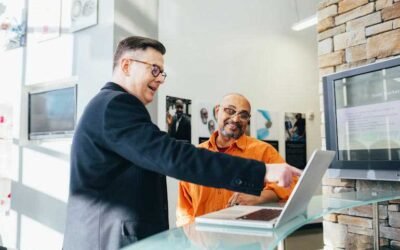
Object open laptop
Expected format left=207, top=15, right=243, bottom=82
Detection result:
left=195, top=150, right=336, bottom=229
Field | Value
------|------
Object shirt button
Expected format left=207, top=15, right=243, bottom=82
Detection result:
left=234, top=178, right=243, bottom=185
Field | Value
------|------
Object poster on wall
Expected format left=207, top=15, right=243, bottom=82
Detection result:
left=255, top=109, right=279, bottom=141
left=30, top=0, right=61, bottom=42
left=285, top=112, right=306, bottom=169
left=166, top=96, right=192, bottom=144
left=198, top=102, right=217, bottom=139
left=0, top=0, right=27, bottom=50
left=70, top=0, right=98, bottom=32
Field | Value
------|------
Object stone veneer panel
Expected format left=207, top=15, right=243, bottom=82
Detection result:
left=382, top=2, right=400, bottom=21
left=319, top=0, right=340, bottom=10
left=335, top=3, right=374, bottom=25
left=334, top=29, right=366, bottom=50
left=318, top=16, right=336, bottom=32
left=319, top=4, right=339, bottom=21
left=319, top=50, right=345, bottom=67
left=346, top=44, right=367, bottom=62
left=376, top=0, right=394, bottom=10
left=319, top=38, right=334, bottom=55
left=338, top=214, right=373, bottom=228
left=367, top=29, right=400, bottom=58
left=346, top=12, right=382, bottom=31
left=323, top=221, right=348, bottom=248
left=394, top=18, right=400, bottom=28
left=318, top=24, right=346, bottom=41
left=338, top=0, right=369, bottom=14
left=365, top=20, right=394, bottom=36
left=318, top=1, right=400, bottom=249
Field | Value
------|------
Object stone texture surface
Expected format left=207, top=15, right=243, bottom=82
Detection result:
left=318, top=16, right=336, bottom=33
left=319, top=66, right=335, bottom=79
left=347, top=225, right=373, bottom=236
left=367, top=29, right=400, bottom=58
left=323, top=221, right=348, bottom=249
left=318, top=24, right=346, bottom=41
left=344, top=233, right=373, bottom=249
left=391, top=240, right=400, bottom=248
left=389, top=211, right=400, bottom=227
left=346, top=12, right=382, bottom=31
left=334, top=29, right=366, bottom=51
left=366, top=20, right=393, bottom=36
left=318, top=3, right=400, bottom=249
left=319, top=4, right=338, bottom=21
left=322, top=185, right=355, bottom=195
left=337, top=214, right=373, bottom=228
left=319, top=38, right=333, bottom=55
left=346, top=44, right=367, bottom=62
left=338, top=0, right=369, bottom=14
left=382, top=2, right=400, bottom=21
left=376, top=0, right=394, bottom=10
left=335, top=3, right=374, bottom=25
left=322, top=177, right=355, bottom=187
left=324, top=213, right=338, bottom=222
left=347, top=204, right=388, bottom=219
left=318, top=0, right=340, bottom=10
left=380, top=225, right=400, bottom=239
left=319, top=50, right=345, bottom=67
left=394, top=17, right=400, bottom=28
left=357, top=179, right=400, bottom=192
left=388, top=204, right=400, bottom=211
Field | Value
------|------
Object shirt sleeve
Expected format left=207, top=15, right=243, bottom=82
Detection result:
left=176, top=181, right=195, bottom=227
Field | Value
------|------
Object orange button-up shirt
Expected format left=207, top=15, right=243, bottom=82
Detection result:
left=176, top=132, right=297, bottom=227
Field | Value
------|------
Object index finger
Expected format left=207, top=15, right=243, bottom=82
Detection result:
left=290, top=166, right=302, bottom=176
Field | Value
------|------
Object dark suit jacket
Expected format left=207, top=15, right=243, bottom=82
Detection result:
left=63, top=82, right=266, bottom=250
left=168, top=114, right=191, bottom=143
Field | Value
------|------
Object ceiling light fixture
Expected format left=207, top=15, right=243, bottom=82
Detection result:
left=292, top=14, right=317, bottom=31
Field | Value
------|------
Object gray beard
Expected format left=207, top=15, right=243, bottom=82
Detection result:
left=220, top=127, right=243, bottom=140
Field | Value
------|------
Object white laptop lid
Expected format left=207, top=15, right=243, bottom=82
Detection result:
left=195, top=150, right=336, bottom=228
left=274, top=149, right=335, bottom=226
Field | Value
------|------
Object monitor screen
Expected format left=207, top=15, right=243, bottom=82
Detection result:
left=323, top=57, right=400, bottom=181
left=28, top=86, right=77, bottom=140
left=334, top=66, right=400, bottom=161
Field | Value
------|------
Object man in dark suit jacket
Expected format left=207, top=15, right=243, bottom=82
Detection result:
left=168, top=99, right=191, bottom=143
left=63, top=36, right=301, bottom=250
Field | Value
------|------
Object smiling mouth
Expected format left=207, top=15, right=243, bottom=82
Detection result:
left=148, top=85, right=157, bottom=92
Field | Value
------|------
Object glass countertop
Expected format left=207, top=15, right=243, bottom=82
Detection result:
left=122, top=191, right=400, bottom=250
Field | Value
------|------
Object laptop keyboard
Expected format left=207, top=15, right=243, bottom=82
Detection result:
left=236, top=208, right=282, bottom=221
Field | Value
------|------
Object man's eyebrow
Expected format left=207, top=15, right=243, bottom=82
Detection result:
left=226, top=105, right=237, bottom=109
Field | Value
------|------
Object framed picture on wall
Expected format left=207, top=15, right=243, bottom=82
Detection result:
left=70, top=0, right=98, bottom=32
left=0, top=0, right=27, bottom=50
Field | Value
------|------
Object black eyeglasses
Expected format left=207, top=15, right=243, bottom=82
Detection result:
left=222, top=107, right=251, bottom=122
left=128, top=59, right=167, bottom=79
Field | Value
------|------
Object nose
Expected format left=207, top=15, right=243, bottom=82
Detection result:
left=231, top=113, right=241, bottom=122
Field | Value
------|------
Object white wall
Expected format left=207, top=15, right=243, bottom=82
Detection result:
left=3, top=0, right=115, bottom=249
left=158, top=0, right=320, bottom=227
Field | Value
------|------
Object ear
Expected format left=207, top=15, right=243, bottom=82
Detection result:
left=215, top=104, right=220, bottom=114
left=120, top=58, right=131, bottom=75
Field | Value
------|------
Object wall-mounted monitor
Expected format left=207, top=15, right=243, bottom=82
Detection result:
left=323, top=57, right=400, bottom=181
left=28, top=84, right=77, bottom=140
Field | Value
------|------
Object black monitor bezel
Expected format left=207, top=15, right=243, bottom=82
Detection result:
left=28, top=85, right=77, bottom=140
left=323, top=57, right=400, bottom=174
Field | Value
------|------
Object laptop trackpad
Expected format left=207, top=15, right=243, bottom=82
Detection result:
left=236, top=208, right=282, bottom=221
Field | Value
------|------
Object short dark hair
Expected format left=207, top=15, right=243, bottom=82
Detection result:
left=113, top=36, right=166, bottom=70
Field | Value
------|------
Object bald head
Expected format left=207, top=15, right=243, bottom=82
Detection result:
left=219, top=93, right=251, bottom=113
left=216, top=93, right=251, bottom=140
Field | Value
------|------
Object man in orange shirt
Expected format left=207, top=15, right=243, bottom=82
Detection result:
left=176, top=93, right=298, bottom=226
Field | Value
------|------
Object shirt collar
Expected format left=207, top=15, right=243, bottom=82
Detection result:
left=208, top=131, right=247, bottom=151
